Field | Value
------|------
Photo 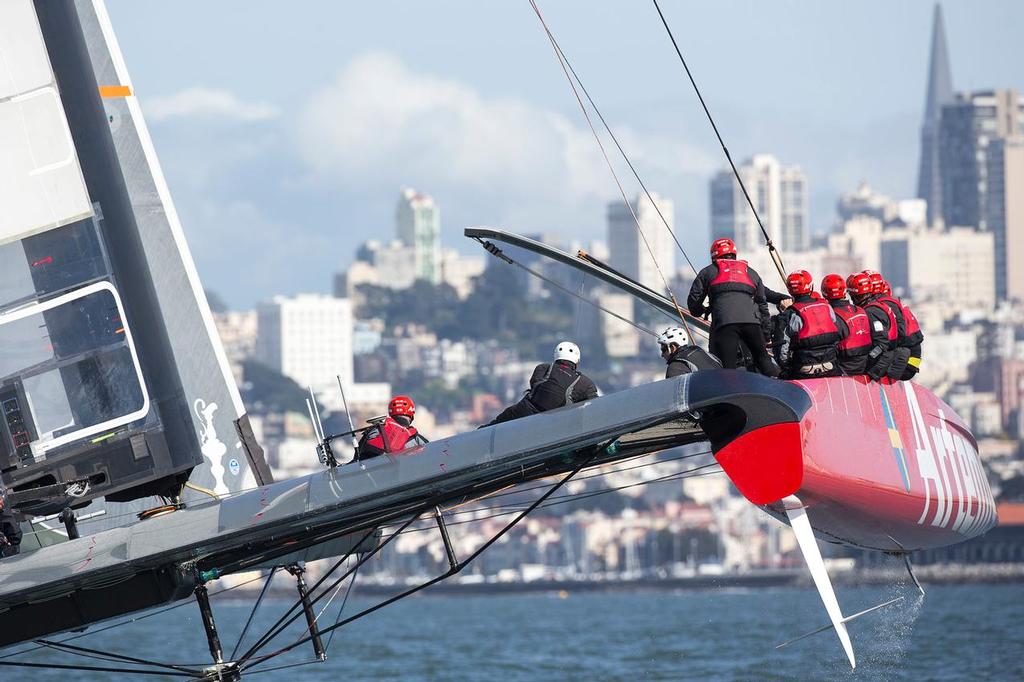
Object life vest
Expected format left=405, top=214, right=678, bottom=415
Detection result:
left=791, top=300, right=841, bottom=348
left=896, top=301, right=924, bottom=346
left=528, top=361, right=582, bottom=412
left=708, top=259, right=756, bottom=296
left=831, top=302, right=872, bottom=357
left=364, top=417, right=417, bottom=454
left=865, top=300, right=899, bottom=345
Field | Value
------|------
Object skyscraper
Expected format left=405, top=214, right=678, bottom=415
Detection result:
left=986, top=135, right=1024, bottom=301
left=395, top=188, right=442, bottom=285
left=938, top=89, right=1024, bottom=231
left=915, top=3, right=954, bottom=226
left=709, top=154, right=808, bottom=252
left=607, top=192, right=675, bottom=294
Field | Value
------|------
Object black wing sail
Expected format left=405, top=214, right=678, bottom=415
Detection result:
left=0, top=0, right=269, bottom=518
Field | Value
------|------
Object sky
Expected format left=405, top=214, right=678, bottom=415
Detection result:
left=103, top=0, right=1024, bottom=309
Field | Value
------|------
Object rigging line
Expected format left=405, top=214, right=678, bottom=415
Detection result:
left=0, top=660, right=190, bottom=676
left=474, top=238, right=659, bottom=336
left=546, top=28, right=699, bottom=278
left=573, top=271, right=586, bottom=338
left=378, top=461, right=722, bottom=535
left=32, top=640, right=205, bottom=674
left=240, top=451, right=601, bottom=671
left=230, top=567, right=278, bottom=661
left=528, top=0, right=695, bottom=345
left=651, top=0, right=787, bottom=284
left=325, top=562, right=360, bottom=652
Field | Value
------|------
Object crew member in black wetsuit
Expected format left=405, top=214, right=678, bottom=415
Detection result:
left=847, top=272, right=896, bottom=381
left=485, top=342, right=598, bottom=426
left=821, top=274, right=872, bottom=376
left=687, top=238, right=779, bottom=376
left=773, top=270, right=843, bottom=379
left=657, top=327, right=721, bottom=378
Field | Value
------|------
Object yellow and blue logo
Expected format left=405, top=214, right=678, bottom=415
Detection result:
left=879, top=385, right=911, bottom=492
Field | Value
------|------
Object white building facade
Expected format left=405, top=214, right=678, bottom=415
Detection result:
left=710, top=154, right=808, bottom=253
left=396, top=188, right=442, bottom=285
left=255, top=294, right=354, bottom=393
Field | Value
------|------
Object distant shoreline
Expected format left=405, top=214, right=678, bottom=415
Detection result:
left=226, top=563, right=1024, bottom=599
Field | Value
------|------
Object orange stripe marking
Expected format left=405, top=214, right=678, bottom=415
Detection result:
left=99, top=85, right=132, bottom=98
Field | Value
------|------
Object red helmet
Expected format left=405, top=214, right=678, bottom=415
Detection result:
left=388, top=395, right=415, bottom=421
left=868, top=272, right=885, bottom=294
left=879, top=281, right=892, bottom=296
left=846, top=272, right=873, bottom=296
left=786, top=269, right=813, bottom=296
left=710, top=237, right=737, bottom=260
left=821, top=273, right=847, bottom=300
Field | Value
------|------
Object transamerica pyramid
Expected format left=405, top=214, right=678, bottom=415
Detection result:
left=916, top=3, right=954, bottom=226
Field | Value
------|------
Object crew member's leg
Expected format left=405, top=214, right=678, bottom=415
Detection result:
left=710, top=325, right=743, bottom=370
left=486, top=397, right=540, bottom=426
left=736, top=323, right=780, bottom=378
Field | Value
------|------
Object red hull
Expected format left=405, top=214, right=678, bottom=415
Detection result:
left=712, top=375, right=998, bottom=552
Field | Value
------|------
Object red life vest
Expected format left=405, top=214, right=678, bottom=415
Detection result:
left=832, top=302, right=871, bottom=356
left=791, top=299, right=841, bottom=348
left=708, top=259, right=756, bottom=295
left=865, top=300, right=899, bottom=344
left=365, top=417, right=418, bottom=454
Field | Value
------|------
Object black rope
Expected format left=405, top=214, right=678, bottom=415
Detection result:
left=651, top=0, right=787, bottom=283
left=239, top=451, right=601, bottom=671
left=32, top=639, right=201, bottom=675
left=548, top=30, right=699, bottom=277
left=0, top=659, right=190, bottom=676
left=325, top=562, right=360, bottom=651
left=474, top=238, right=662, bottom=336
left=230, top=567, right=277, bottom=661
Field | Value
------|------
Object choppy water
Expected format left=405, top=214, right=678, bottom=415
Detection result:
left=5, top=584, right=1023, bottom=680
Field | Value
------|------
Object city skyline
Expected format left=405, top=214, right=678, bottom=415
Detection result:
left=104, top=1, right=1024, bottom=308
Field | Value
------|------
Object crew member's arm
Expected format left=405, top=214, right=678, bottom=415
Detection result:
left=777, top=311, right=801, bottom=369
left=529, top=363, right=548, bottom=390
left=752, top=272, right=771, bottom=335
left=864, top=308, right=893, bottom=380
left=573, top=375, right=599, bottom=402
left=687, top=268, right=709, bottom=318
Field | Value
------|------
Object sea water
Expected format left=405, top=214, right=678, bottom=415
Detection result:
left=5, top=584, right=1023, bottom=680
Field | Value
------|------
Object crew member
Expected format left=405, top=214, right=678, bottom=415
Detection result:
left=773, top=270, right=843, bottom=379
left=486, top=342, right=598, bottom=426
left=821, top=274, right=872, bottom=376
left=687, top=238, right=779, bottom=376
left=657, top=327, right=722, bottom=378
left=0, top=482, right=21, bottom=558
left=865, top=273, right=911, bottom=379
left=847, top=272, right=896, bottom=381
left=874, top=279, right=924, bottom=380
left=357, top=395, right=428, bottom=460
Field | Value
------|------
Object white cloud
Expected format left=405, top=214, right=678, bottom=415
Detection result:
left=145, top=87, right=279, bottom=122
left=295, top=52, right=716, bottom=228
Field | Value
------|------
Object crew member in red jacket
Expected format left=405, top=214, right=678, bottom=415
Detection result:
left=821, top=274, right=872, bottom=376
left=873, top=277, right=924, bottom=380
left=773, top=270, right=843, bottom=379
left=357, top=396, right=428, bottom=460
left=686, top=238, right=779, bottom=376
left=848, top=272, right=897, bottom=381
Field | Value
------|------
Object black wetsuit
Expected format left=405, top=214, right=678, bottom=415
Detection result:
left=487, top=360, right=598, bottom=426
left=665, top=345, right=723, bottom=378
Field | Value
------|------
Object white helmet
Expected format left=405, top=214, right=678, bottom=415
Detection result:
left=553, top=341, right=581, bottom=365
left=657, top=327, right=687, bottom=348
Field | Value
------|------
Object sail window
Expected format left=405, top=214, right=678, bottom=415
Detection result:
left=0, top=281, right=148, bottom=461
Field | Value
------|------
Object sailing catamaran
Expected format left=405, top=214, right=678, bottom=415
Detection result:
left=0, top=1, right=998, bottom=678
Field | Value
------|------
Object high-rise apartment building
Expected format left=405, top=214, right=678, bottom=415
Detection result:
left=607, top=192, right=675, bottom=293
left=986, top=136, right=1024, bottom=301
left=709, top=154, right=808, bottom=252
left=254, top=294, right=353, bottom=392
left=938, top=89, right=1024, bottom=231
left=916, top=4, right=954, bottom=226
left=396, top=188, right=442, bottom=285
